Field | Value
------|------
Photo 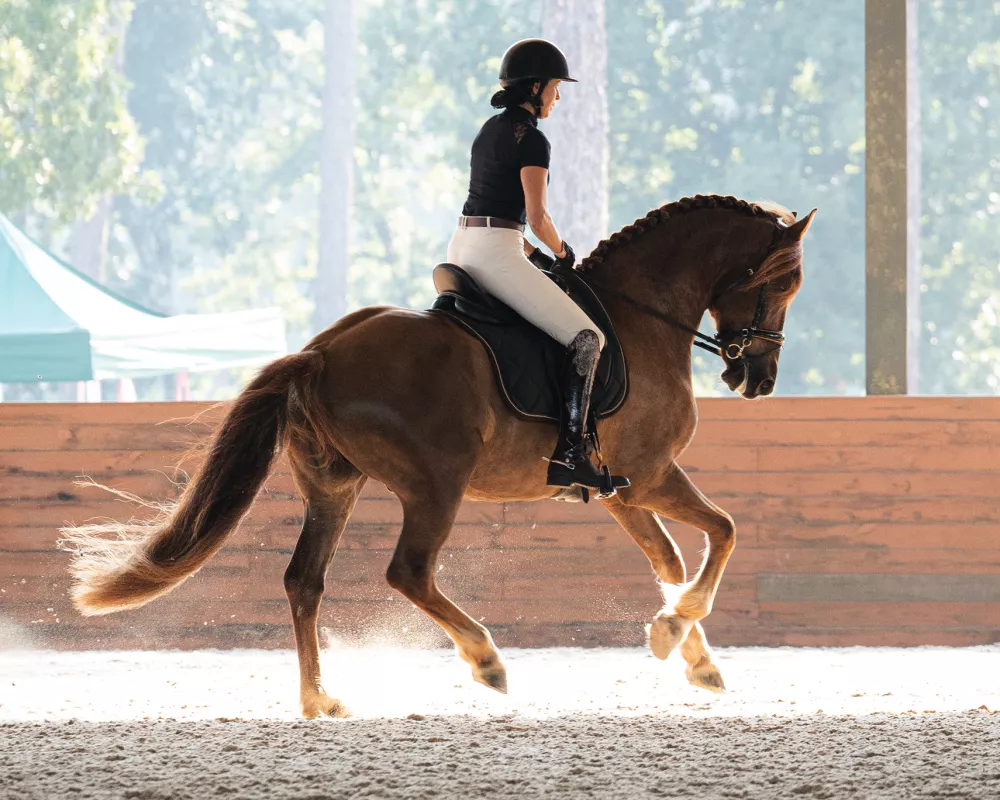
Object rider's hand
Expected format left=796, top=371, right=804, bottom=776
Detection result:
left=528, top=247, right=555, bottom=270
left=553, top=241, right=576, bottom=271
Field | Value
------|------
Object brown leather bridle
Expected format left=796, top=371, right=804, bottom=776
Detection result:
left=581, top=264, right=786, bottom=365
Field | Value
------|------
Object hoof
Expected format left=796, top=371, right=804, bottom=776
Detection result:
left=647, top=613, right=689, bottom=661
left=473, top=660, right=508, bottom=694
left=301, top=692, right=350, bottom=719
left=686, top=662, right=727, bottom=694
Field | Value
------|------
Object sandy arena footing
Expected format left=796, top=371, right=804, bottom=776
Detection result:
left=1, top=646, right=998, bottom=798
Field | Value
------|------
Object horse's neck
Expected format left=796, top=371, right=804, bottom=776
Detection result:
left=590, top=220, right=724, bottom=333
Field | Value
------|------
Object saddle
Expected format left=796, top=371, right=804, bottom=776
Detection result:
left=429, top=264, right=628, bottom=423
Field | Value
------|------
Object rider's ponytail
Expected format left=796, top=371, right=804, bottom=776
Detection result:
left=491, top=77, right=547, bottom=113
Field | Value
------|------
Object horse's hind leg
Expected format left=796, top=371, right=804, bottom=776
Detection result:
left=386, top=490, right=506, bottom=693
left=284, top=455, right=367, bottom=718
left=602, top=496, right=725, bottom=692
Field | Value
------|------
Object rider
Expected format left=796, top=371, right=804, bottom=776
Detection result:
left=447, top=38, right=629, bottom=496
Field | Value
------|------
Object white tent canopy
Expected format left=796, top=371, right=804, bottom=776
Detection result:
left=0, top=214, right=287, bottom=382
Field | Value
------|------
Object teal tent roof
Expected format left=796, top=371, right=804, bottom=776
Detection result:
left=0, top=214, right=287, bottom=382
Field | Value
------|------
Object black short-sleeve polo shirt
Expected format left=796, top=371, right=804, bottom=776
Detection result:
left=461, top=106, right=551, bottom=224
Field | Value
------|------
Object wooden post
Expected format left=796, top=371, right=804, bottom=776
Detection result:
left=866, top=0, right=920, bottom=394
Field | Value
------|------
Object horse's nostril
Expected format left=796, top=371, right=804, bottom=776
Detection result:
left=758, top=379, right=775, bottom=396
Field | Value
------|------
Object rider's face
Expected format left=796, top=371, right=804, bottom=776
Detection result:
left=537, top=79, right=562, bottom=119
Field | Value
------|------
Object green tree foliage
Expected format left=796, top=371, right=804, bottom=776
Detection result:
left=917, top=0, right=1000, bottom=393
left=10, top=0, right=1000, bottom=399
left=106, top=0, right=320, bottom=321
left=0, top=0, right=143, bottom=222
left=111, top=0, right=537, bottom=347
left=347, top=0, right=536, bottom=313
left=608, top=0, right=866, bottom=394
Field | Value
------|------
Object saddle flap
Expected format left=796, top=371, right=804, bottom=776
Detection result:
left=429, top=265, right=628, bottom=423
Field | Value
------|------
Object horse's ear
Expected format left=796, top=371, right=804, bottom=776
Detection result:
left=783, top=208, right=816, bottom=241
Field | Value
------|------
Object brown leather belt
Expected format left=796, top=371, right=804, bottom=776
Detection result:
left=458, top=216, right=525, bottom=232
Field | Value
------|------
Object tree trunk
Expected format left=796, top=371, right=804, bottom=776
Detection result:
left=68, top=195, right=112, bottom=280
left=541, top=0, right=609, bottom=257
left=68, top=3, right=129, bottom=282
left=120, top=199, right=176, bottom=313
left=313, top=0, right=356, bottom=334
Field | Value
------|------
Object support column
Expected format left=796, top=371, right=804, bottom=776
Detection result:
left=866, top=0, right=920, bottom=394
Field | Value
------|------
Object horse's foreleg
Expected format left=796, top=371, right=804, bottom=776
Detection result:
left=627, top=462, right=735, bottom=670
left=284, top=470, right=367, bottom=719
left=386, top=492, right=507, bottom=693
left=601, top=496, right=726, bottom=692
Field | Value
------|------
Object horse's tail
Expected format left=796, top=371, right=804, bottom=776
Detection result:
left=64, top=350, right=329, bottom=616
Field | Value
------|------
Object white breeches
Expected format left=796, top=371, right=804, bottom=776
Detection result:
left=445, top=226, right=605, bottom=349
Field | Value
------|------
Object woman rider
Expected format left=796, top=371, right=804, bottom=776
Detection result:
left=447, top=38, right=629, bottom=496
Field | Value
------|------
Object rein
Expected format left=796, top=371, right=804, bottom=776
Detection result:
left=579, top=268, right=786, bottom=362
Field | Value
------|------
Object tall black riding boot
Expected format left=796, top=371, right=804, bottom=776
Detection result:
left=546, top=331, right=630, bottom=499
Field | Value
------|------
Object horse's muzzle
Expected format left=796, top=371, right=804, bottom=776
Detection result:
left=721, top=360, right=746, bottom=393
left=723, top=358, right=777, bottom=398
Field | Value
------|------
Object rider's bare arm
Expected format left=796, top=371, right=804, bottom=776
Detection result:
left=521, top=166, right=566, bottom=258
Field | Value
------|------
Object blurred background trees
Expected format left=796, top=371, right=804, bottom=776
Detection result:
left=2, top=0, right=998, bottom=398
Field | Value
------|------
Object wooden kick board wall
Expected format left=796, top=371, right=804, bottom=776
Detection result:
left=1, top=398, right=999, bottom=650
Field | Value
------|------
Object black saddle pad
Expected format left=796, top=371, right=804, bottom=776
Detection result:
left=429, top=264, right=628, bottom=423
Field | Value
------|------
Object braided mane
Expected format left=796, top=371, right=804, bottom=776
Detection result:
left=578, top=194, right=795, bottom=272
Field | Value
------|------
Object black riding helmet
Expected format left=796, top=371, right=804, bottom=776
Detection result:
left=499, top=39, right=578, bottom=84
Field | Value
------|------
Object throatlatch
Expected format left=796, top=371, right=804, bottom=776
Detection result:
left=545, top=331, right=630, bottom=502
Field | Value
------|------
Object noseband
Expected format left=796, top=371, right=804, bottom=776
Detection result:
left=710, top=271, right=786, bottom=362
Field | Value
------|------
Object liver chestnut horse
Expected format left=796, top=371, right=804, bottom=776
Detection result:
left=65, top=194, right=814, bottom=718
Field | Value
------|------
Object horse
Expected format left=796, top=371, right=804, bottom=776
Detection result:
left=64, top=194, right=814, bottom=719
